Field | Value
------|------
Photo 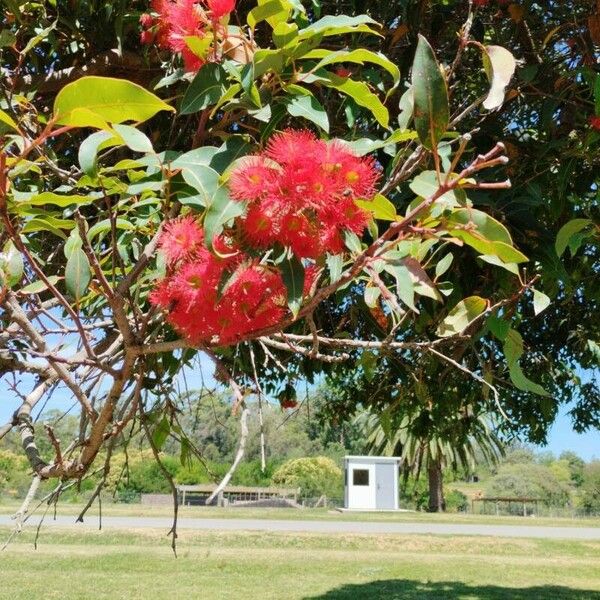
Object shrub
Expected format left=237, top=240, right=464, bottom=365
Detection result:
left=272, top=457, right=342, bottom=499
left=0, top=450, right=32, bottom=497
left=118, top=453, right=179, bottom=494
left=445, top=489, right=468, bottom=513
left=485, top=463, right=571, bottom=507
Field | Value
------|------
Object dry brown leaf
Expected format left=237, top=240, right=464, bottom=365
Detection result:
left=390, top=23, right=409, bottom=47
left=508, top=4, right=525, bottom=22
left=588, top=14, right=600, bottom=44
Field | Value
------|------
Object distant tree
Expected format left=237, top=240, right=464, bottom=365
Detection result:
left=560, top=451, right=586, bottom=487
left=581, top=461, right=600, bottom=512
left=358, top=407, right=503, bottom=512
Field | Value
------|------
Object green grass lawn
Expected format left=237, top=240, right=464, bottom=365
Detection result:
left=0, top=526, right=599, bottom=599
left=1, top=499, right=599, bottom=528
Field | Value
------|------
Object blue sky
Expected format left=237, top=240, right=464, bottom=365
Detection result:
left=1, top=362, right=598, bottom=461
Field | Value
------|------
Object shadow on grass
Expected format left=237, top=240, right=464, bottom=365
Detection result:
left=305, top=580, right=600, bottom=599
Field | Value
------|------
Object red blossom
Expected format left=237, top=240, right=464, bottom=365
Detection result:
left=151, top=228, right=296, bottom=345
left=334, top=66, right=353, bottom=78
left=140, top=30, right=155, bottom=45
left=589, top=115, right=600, bottom=131
left=229, top=129, right=380, bottom=259
left=139, top=13, right=155, bottom=27
left=158, top=215, right=204, bottom=265
left=205, top=0, right=235, bottom=19
left=228, top=157, right=278, bottom=201
left=152, top=130, right=380, bottom=345
left=145, top=0, right=209, bottom=71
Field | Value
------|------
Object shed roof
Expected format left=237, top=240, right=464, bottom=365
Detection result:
left=344, top=455, right=401, bottom=463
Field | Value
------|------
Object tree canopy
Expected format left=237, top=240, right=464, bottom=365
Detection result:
left=0, top=0, right=598, bottom=537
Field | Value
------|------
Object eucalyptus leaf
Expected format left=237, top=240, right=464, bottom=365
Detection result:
left=55, top=76, right=174, bottom=127
left=65, top=248, right=91, bottom=301
left=411, top=35, right=449, bottom=150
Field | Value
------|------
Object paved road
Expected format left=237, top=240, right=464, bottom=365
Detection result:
left=1, top=514, right=599, bottom=540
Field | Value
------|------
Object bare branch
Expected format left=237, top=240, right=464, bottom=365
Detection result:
left=205, top=407, right=250, bottom=505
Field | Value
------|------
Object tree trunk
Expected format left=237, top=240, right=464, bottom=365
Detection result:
left=427, top=460, right=445, bottom=512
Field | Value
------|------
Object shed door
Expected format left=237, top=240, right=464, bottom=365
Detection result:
left=348, top=463, right=376, bottom=509
left=375, top=462, right=397, bottom=509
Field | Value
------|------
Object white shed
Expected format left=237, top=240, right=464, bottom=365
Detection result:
left=344, top=455, right=401, bottom=510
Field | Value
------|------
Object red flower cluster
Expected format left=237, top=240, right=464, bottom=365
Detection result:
left=590, top=115, right=600, bottom=132
left=473, top=0, right=510, bottom=7
left=140, top=0, right=235, bottom=71
left=229, top=130, right=380, bottom=259
left=150, top=216, right=315, bottom=345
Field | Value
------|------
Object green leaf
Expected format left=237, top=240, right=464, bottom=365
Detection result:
left=20, top=276, right=61, bottom=295
left=435, top=253, right=453, bottom=278
left=410, top=170, right=458, bottom=204
left=279, top=252, right=305, bottom=317
left=181, top=64, right=227, bottom=114
left=210, top=136, right=253, bottom=173
left=355, top=194, right=396, bottom=221
left=112, top=123, right=154, bottom=153
left=390, top=264, right=417, bottom=311
left=397, top=86, right=414, bottom=130
left=344, top=230, right=362, bottom=254
left=20, top=217, right=71, bottom=239
left=298, top=14, right=380, bottom=39
left=184, top=35, right=212, bottom=60
left=364, top=286, right=380, bottom=308
left=17, top=192, right=100, bottom=208
left=273, top=22, right=298, bottom=47
left=210, top=83, right=242, bottom=117
left=411, top=35, right=449, bottom=150
left=477, top=254, right=520, bottom=275
left=448, top=208, right=513, bottom=244
left=309, top=72, right=389, bottom=128
left=451, top=230, right=528, bottom=264
left=304, top=48, right=400, bottom=87
left=555, top=218, right=593, bottom=257
left=360, top=350, right=377, bottom=382
left=152, top=416, right=171, bottom=450
left=171, top=147, right=219, bottom=170
left=504, top=328, right=549, bottom=396
left=1, top=241, right=24, bottom=288
left=54, top=76, right=174, bottom=127
left=181, top=164, right=220, bottom=206
left=20, top=20, right=57, bottom=55
left=437, top=296, right=487, bottom=337
left=65, top=248, right=91, bottom=301
left=487, top=314, right=510, bottom=341
left=64, top=230, right=83, bottom=259
left=0, top=30, right=16, bottom=48
left=78, top=131, right=120, bottom=177
left=533, top=289, right=551, bottom=316
left=203, top=186, right=245, bottom=247
left=87, top=218, right=135, bottom=241
left=481, top=45, right=517, bottom=111
left=253, top=48, right=286, bottom=78
left=248, top=0, right=291, bottom=31
left=0, top=109, right=18, bottom=134
left=402, top=257, right=440, bottom=301
left=285, top=93, right=329, bottom=132
left=326, top=253, right=343, bottom=283
left=344, top=130, right=417, bottom=156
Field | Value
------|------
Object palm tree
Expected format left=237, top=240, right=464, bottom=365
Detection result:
left=357, top=405, right=504, bottom=512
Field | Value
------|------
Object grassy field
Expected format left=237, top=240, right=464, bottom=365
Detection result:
left=1, top=499, right=599, bottom=528
left=0, top=526, right=599, bottom=599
